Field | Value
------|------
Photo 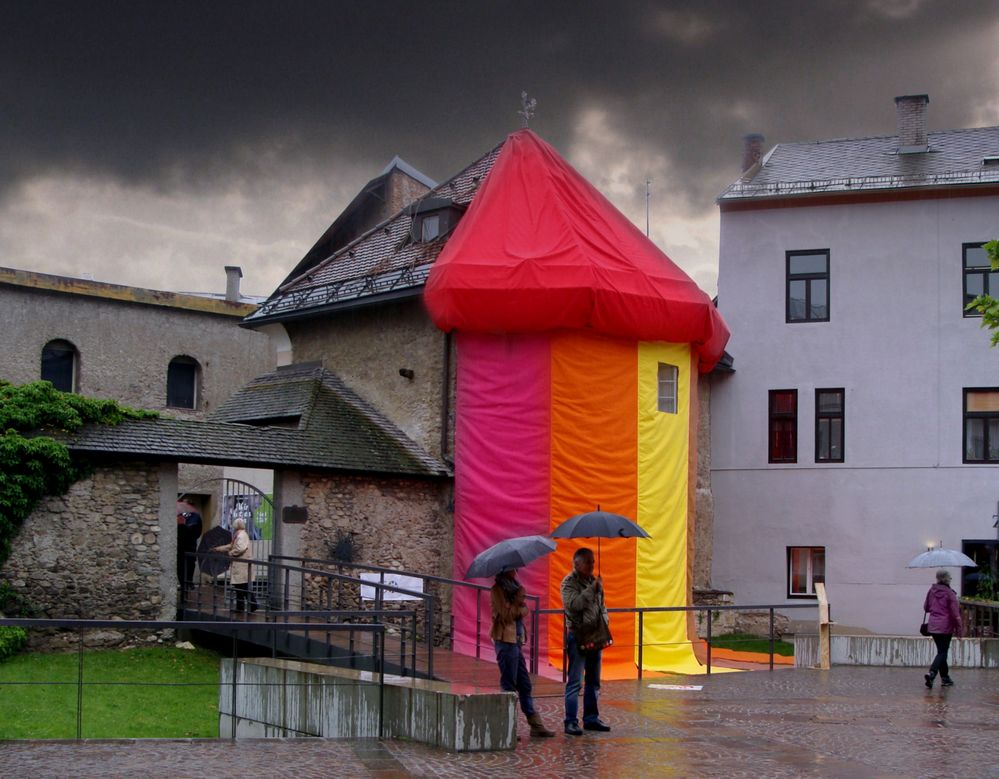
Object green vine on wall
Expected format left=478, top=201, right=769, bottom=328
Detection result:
left=0, top=380, right=157, bottom=568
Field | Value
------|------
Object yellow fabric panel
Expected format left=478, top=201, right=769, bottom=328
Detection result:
left=635, top=341, right=702, bottom=672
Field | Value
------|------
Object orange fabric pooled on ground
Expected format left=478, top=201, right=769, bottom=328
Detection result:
left=548, top=331, right=638, bottom=676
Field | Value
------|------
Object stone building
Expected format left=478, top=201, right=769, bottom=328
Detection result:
left=2, top=367, right=450, bottom=637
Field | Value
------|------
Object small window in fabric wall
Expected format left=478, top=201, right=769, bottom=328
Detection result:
left=657, top=363, right=678, bottom=413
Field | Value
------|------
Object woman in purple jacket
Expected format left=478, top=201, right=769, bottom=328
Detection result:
left=923, top=569, right=962, bottom=688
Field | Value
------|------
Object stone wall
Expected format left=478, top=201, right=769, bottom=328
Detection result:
left=1, top=460, right=176, bottom=649
left=285, top=299, right=452, bottom=460
left=693, top=377, right=714, bottom=589
left=297, top=472, right=454, bottom=639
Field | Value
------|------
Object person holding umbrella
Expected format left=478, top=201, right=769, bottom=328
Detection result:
left=212, top=517, right=257, bottom=613
left=922, top=569, right=962, bottom=688
left=561, top=547, right=612, bottom=736
left=490, top=569, right=555, bottom=738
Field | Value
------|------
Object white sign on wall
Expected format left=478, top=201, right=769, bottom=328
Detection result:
left=360, top=573, right=425, bottom=601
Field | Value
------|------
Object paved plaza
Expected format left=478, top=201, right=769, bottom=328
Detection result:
left=5, top=666, right=999, bottom=778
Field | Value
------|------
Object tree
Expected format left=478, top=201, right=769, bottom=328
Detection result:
left=966, top=240, right=999, bottom=346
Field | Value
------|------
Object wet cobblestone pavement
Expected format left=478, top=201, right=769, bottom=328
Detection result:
left=5, top=666, right=999, bottom=778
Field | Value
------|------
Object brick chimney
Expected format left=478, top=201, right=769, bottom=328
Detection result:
left=894, top=94, right=929, bottom=152
left=741, top=133, right=765, bottom=179
left=224, top=265, right=243, bottom=302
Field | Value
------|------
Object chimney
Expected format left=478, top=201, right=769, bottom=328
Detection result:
left=224, top=265, right=243, bottom=302
left=741, top=133, right=765, bottom=179
left=894, top=94, right=929, bottom=152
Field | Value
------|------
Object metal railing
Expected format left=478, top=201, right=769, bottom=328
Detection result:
left=535, top=603, right=819, bottom=678
left=180, top=554, right=430, bottom=676
left=0, top=618, right=386, bottom=740
left=269, top=555, right=542, bottom=674
left=960, top=598, right=999, bottom=637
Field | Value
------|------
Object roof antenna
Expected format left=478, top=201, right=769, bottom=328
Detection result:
left=518, top=91, right=537, bottom=129
left=645, top=178, right=652, bottom=237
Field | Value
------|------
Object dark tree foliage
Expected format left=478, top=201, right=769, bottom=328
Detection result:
left=0, top=380, right=156, bottom=566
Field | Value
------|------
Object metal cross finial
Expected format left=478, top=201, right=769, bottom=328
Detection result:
left=518, top=91, right=537, bottom=128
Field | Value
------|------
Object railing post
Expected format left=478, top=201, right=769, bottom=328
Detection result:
left=706, top=607, right=712, bottom=675
left=475, top=591, right=482, bottom=660
left=427, top=595, right=435, bottom=680
left=378, top=627, right=386, bottom=740
left=76, top=636, right=84, bottom=740
left=769, top=607, right=775, bottom=671
left=637, top=610, right=644, bottom=680
left=230, top=630, right=238, bottom=740
left=530, top=600, right=540, bottom=675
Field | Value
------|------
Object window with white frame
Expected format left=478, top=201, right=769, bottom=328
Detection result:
left=657, top=363, right=678, bottom=413
left=787, top=546, right=825, bottom=598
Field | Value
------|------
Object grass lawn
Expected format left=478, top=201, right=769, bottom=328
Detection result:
left=0, top=645, right=221, bottom=739
left=709, top=633, right=794, bottom=657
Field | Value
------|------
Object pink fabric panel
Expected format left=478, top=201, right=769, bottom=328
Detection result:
left=452, top=332, right=551, bottom=658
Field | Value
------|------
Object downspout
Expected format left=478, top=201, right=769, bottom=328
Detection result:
left=440, top=331, right=453, bottom=461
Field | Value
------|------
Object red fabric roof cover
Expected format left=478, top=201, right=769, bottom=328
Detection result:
left=424, top=129, right=730, bottom=373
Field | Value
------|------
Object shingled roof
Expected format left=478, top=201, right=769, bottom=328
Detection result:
left=719, top=125, right=999, bottom=203
left=58, top=363, right=451, bottom=478
left=244, top=141, right=504, bottom=325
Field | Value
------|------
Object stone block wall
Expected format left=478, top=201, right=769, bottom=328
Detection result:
left=285, top=299, right=452, bottom=460
left=297, top=472, right=454, bottom=641
left=1, top=460, right=175, bottom=649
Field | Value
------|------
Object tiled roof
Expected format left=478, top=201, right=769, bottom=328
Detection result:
left=719, top=125, right=999, bottom=202
left=58, top=364, right=451, bottom=478
left=245, top=141, right=504, bottom=324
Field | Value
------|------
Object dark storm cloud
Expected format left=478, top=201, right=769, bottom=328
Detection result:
left=3, top=0, right=997, bottom=205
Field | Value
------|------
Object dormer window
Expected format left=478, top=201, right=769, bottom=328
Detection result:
left=421, top=214, right=441, bottom=241
left=406, top=197, right=465, bottom=244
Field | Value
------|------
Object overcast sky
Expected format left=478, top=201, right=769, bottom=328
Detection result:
left=2, top=0, right=998, bottom=298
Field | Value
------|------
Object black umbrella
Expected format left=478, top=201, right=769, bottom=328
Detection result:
left=466, top=535, right=557, bottom=579
left=551, top=508, right=651, bottom=571
left=196, top=525, right=233, bottom=578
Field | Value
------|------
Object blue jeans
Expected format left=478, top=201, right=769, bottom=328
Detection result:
left=564, top=634, right=601, bottom=725
left=494, top=641, right=535, bottom=716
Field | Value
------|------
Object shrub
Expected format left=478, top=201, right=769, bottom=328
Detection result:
left=0, top=626, right=28, bottom=662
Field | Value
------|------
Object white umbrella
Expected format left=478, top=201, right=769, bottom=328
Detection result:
left=906, top=545, right=977, bottom=568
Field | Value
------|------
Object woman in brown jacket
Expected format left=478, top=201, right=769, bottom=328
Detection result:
left=491, top=569, right=554, bottom=737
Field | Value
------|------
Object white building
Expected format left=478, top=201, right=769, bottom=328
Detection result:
left=711, top=95, right=999, bottom=634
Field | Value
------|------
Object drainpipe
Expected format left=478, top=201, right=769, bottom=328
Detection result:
left=440, top=332, right=452, bottom=461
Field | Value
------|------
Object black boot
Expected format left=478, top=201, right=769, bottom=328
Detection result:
left=924, top=672, right=935, bottom=688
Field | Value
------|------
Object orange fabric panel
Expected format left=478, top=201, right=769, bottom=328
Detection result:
left=548, top=331, right=637, bottom=674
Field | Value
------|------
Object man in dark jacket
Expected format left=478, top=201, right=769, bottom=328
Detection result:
left=176, top=509, right=203, bottom=586
left=923, top=568, right=962, bottom=688
left=561, top=547, right=611, bottom=736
